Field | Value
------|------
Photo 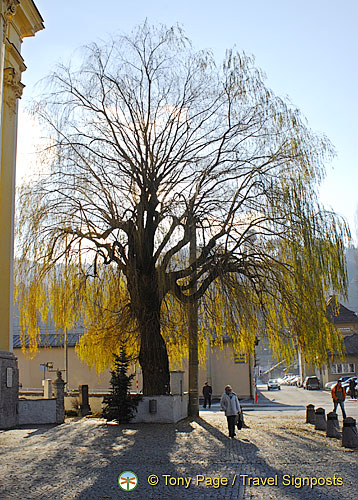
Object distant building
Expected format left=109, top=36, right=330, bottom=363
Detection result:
left=326, top=297, right=358, bottom=336
left=341, top=247, right=358, bottom=314
left=14, top=333, right=254, bottom=399
left=314, top=300, right=358, bottom=385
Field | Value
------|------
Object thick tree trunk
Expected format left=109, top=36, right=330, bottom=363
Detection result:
left=138, top=313, right=170, bottom=395
left=129, top=269, right=170, bottom=396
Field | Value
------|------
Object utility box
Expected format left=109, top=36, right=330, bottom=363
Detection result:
left=149, top=399, right=157, bottom=413
left=170, top=371, right=184, bottom=395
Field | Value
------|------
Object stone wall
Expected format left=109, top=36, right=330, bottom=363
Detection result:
left=18, top=398, right=57, bottom=425
left=18, top=371, right=65, bottom=425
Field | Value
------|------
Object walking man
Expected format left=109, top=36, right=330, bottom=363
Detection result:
left=331, top=379, right=347, bottom=419
left=349, top=377, right=356, bottom=400
left=220, top=385, right=241, bottom=438
left=203, top=382, right=212, bottom=409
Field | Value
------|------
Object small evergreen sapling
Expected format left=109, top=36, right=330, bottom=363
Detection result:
left=102, top=349, right=141, bottom=423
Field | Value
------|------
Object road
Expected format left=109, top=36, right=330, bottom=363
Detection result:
left=253, top=384, right=358, bottom=422
left=200, top=385, right=358, bottom=423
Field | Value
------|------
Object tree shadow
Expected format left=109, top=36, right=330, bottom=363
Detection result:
left=251, top=391, right=306, bottom=409
left=19, top=423, right=60, bottom=438
left=0, top=415, right=356, bottom=500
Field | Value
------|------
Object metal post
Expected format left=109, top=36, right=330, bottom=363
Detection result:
left=248, top=355, right=253, bottom=399
left=188, top=220, right=199, bottom=417
left=206, top=340, right=212, bottom=386
left=64, top=328, right=68, bottom=393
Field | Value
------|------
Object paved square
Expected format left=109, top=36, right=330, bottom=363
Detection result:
left=0, top=413, right=356, bottom=499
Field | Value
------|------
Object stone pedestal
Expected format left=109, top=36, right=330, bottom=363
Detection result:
left=132, top=394, right=188, bottom=423
left=314, top=407, right=327, bottom=431
left=0, top=350, right=19, bottom=429
left=54, top=371, right=65, bottom=424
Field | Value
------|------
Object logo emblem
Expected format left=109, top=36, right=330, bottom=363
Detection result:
left=118, top=471, right=138, bottom=491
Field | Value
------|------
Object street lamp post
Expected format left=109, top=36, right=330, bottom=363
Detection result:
left=188, top=220, right=199, bottom=417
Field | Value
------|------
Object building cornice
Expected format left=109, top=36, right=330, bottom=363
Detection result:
left=13, top=0, right=44, bottom=39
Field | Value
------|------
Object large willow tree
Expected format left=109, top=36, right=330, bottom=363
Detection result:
left=16, top=24, right=349, bottom=395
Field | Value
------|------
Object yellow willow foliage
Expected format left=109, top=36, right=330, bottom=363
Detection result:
left=160, top=293, right=209, bottom=369
left=14, top=258, right=211, bottom=372
left=14, top=191, right=348, bottom=373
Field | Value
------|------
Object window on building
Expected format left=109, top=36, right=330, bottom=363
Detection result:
left=331, top=363, right=355, bottom=374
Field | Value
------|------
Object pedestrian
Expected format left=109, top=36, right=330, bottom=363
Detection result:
left=220, top=385, right=241, bottom=438
left=331, top=379, right=347, bottom=419
left=202, top=382, right=212, bottom=409
left=349, top=378, right=356, bottom=400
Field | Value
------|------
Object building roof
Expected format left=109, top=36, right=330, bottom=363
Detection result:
left=327, top=298, right=358, bottom=324
left=344, top=333, right=358, bottom=356
left=13, top=333, right=81, bottom=349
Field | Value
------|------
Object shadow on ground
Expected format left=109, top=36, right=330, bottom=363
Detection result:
left=0, top=414, right=356, bottom=500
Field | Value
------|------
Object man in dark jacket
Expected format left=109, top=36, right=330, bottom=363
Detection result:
left=331, top=379, right=347, bottom=418
left=202, top=382, right=212, bottom=408
left=349, top=377, right=357, bottom=400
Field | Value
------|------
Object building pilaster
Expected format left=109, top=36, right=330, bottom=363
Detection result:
left=0, top=0, right=43, bottom=428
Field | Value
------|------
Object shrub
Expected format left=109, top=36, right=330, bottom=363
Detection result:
left=102, top=349, right=141, bottom=423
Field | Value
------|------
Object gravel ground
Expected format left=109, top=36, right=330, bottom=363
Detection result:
left=0, top=413, right=357, bottom=500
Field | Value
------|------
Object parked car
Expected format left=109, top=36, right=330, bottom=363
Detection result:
left=324, top=381, right=337, bottom=391
left=325, top=376, right=353, bottom=391
left=280, top=375, right=294, bottom=385
left=267, top=379, right=281, bottom=391
left=338, top=376, right=353, bottom=383
left=341, top=376, right=357, bottom=387
left=289, top=376, right=300, bottom=386
left=303, top=376, right=320, bottom=390
left=281, top=376, right=292, bottom=385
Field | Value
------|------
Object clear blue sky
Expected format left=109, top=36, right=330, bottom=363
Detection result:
left=19, top=0, right=358, bottom=239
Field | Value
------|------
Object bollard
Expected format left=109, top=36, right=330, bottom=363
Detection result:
left=342, top=417, right=358, bottom=449
left=306, top=404, right=315, bottom=424
left=314, top=407, right=327, bottom=431
left=326, top=412, right=340, bottom=438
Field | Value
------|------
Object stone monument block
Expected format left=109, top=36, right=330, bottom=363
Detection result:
left=79, top=384, right=91, bottom=416
left=0, top=351, right=19, bottom=429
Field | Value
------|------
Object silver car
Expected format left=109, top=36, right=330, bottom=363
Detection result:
left=267, top=379, right=281, bottom=391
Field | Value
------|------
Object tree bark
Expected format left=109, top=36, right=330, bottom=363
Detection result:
left=138, top=314, right=170, bottom=396
left=129, top=267, right=170, bottom=396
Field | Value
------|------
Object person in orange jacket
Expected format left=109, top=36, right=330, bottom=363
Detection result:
left=331, top=379, right=347, bottom=419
